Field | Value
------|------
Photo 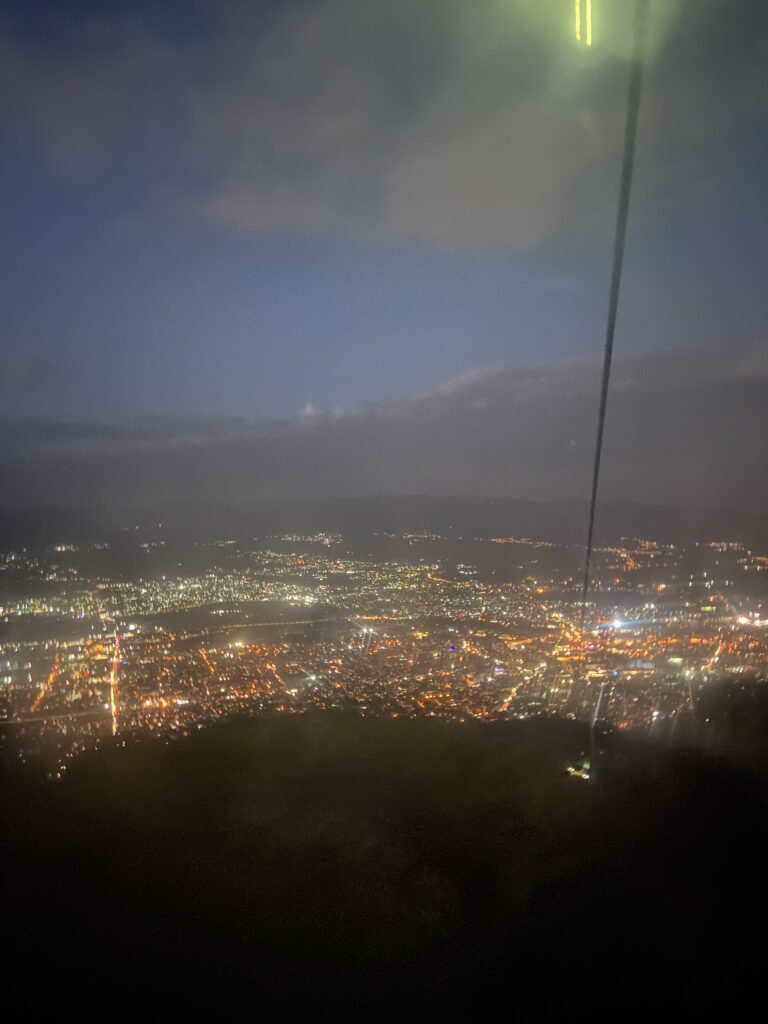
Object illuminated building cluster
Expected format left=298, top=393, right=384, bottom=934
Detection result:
left=1, top=529, right=766, bottom=777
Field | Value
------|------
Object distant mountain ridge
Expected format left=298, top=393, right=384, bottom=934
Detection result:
left=0, top=495, right=764, bottom=549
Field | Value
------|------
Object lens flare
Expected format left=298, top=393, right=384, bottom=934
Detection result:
left=575, top=0, right=593, bottom=46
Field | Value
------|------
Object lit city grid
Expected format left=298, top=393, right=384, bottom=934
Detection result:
left=2, top=528, right=765, bottom=779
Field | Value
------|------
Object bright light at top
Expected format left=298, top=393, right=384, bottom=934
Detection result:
left=612, top=618, right=623, bottom=629
left=574, top=0, right=593, bottom=46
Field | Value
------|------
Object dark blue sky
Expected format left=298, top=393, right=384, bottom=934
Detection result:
left=0, top=1, right=766, bottom=516
left=2, top=0, right=765, bottom=424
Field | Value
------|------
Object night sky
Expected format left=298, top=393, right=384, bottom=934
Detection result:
left=1, top=0, right=766, bottom=508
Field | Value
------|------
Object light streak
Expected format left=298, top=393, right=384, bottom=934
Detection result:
left=575, top=0, right=593, bottom=46
left=109, top=634, right=121, bottom=736
left=31, top=656, right=61, bottom=713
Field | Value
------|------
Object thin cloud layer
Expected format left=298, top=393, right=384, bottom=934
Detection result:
left=2, top=0, right=764, bottom=248
left=1, top=347, right=766, bottom=510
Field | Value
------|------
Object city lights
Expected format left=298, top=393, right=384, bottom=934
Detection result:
left=2, top=528, right=766, bottom=779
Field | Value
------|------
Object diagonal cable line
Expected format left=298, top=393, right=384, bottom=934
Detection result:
left=580, top=0, right=651, bottom=635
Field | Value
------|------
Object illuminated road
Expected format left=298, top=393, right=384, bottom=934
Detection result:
left=30, top=655, right=62, bottom=713
left=2, top=707, right=112, bottom=726
left=108, top=633, right=121, bottom=736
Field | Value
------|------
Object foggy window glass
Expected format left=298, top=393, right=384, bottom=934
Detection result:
left=1, top=0, right=766, bottom=1013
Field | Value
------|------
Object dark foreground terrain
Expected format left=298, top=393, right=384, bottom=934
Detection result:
left=4, top=714, right=766, bottom=1014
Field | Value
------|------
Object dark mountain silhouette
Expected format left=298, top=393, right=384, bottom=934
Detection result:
left=3, top=713, right=766, bottom=1014
left=1, top=495, right=764, bottom=549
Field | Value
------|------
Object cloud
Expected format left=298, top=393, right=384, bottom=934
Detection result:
left=2, top=0, right=765, bottom=248
left=432, top=368, right=496, bottom=398
left=1, top=346, right=766, bottom=511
